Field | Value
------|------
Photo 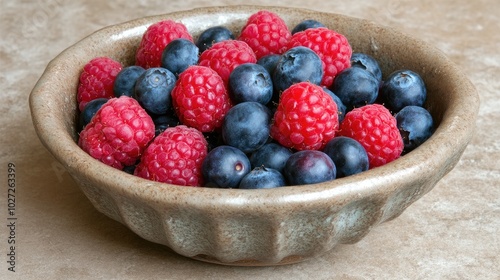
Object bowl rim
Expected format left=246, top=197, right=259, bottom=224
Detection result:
left=29, top=5, right=479, bottom=212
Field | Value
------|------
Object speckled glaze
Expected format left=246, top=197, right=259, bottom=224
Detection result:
left=29, top=6, right=479, bottom=266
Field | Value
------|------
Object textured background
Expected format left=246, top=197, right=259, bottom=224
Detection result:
left=1, top=0, right=499, bottom=279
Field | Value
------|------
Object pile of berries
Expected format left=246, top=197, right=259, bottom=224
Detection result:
left=76, top=10, right=434, bottom=189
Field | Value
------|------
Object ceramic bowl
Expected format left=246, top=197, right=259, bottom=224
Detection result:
left=29, top=6, right=479, bottom=266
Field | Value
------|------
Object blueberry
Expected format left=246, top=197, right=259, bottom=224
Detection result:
left=395, top=105, right=434, bottom=154
left=228, top=63, right=273, bottom=105
left=152, top=114, right=180, bottom=136
left=202, top=145, right=251, bottom=188
left=79, top=98, right=108, bottom=130
left=331, top=67, right=379, bottom=111
left=222, top=102, right=272, bottom=153
left=322, top=136, right=369, bottom=178
left=257, top=54, right=281, bottom=76
left=161, top=39, right=199, bottom=77
left=196, top=26, right=235, bottom=53
left=283, top=150, right=336, bottom=185
left=134, top=67, right=176, bottom=115
left=322, top=87, right=347, bottom=123
left=113, top=66, right=145, bottom=97
left=379, top=70, right=427, bottom=113
left=273, top=46, right=323, bottom=94
left=239, top=167, right=286, bottom=189
left=249, top=142, right=293, bottom=172
left=350, top=53, right=383, bottom=83
left=291, top=19, right=325, bottom=34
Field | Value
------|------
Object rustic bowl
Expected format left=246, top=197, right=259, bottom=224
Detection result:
left=29, top=6, right=479, bottom=266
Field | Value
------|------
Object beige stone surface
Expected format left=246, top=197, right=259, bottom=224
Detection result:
left=0, top=0, right=498, bottom=279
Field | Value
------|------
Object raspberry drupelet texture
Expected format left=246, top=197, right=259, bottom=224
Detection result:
left=338, top=104, right=404, bottom=168
left=270, top=82, right=339, bottom=151
left=134, top=125, right=208, bottom=187
left=238, top=10, right=292, bottom=59
left=287, top=27, right=352, bottom=87
left=135, top=20, right=193, bottom=69
left=198, top=40, right=257, bottom=85
left=77, top=57, right=122, bottom=111
left=171, top=65, right=232, bottom=132
left=78, top=96, right=155, bottom=170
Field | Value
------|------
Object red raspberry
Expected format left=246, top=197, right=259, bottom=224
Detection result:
left=287, top=27, right=352, bottom=87
left=171, top=65, right=232, bottom=132
left=134, top=125, right=208, bottom=187
left=198, top=40, right=257, bottom=85
left=135, top=20, right=193, bottom=69
left=270, top=82, right=339, bottom=151
left=77, top=57, right=122, bottom=111
left=78, top=96, right=155, bottom=170
left=238, top=10, right=291, bottom=59
left=338, top=104, right=404, bottom=168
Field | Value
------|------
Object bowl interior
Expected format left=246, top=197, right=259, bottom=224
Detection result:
left=29, top=5, right=479, bottom=222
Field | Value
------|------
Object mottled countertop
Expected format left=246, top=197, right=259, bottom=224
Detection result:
left=1, top=0, right=499, bottom=279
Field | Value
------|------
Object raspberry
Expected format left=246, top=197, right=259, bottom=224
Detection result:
left=198, top=40, right=257, bottom=85
left=238, top=10, right=291, bottom=59
left=287, top=27, right=352, bottom=87
left=134, top=125, right=208, bottom=187
left=171, top=65, right=232, bottom=132
left=135, top=20, right=193, bottom=69
left=77, top=57, right=122, bottom=111
left=270, top=82, right=339, bottom=151
left=338, top=104, right=404, bottom=168
left=78, top=96, right=155, bottom=170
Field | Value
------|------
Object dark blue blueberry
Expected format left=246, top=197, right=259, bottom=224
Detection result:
left=249, top=142, right=293, bottom=172
left=134, top=67, right=176, bottom=115
left=395, top=105, right=434, bottom=154
left=350, top=53, right=383, bottom=83
left=228, top=63, right=273, bottom=105
left=196, top=26, right=235, bottom=53
left=113, top=66, right=145, bottom=97
left=79, top=98, right=108, bottom=130
left=161, top=39, right=199, bottom=77
left=273, top=46, right=323, bottom=94
left=222, top=102, right=272, bottom=153
left=322, top=136, right=369, bottom=178
left=379, top=69, right=427, bottom=113
left=257, top=54, right=281, bottom=76
left=322, top=87, right=347, bottom=123
left=331, top=67, right=379, bottom=111
left=283, top=150, right=336, bottom=185
left=239, top=167, right=286, bottom=189
left=202, top=145, right=251, bottom=188
left=291, top=19, right=325, bottom=34
left=152, top=114, right=180, bottom=136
